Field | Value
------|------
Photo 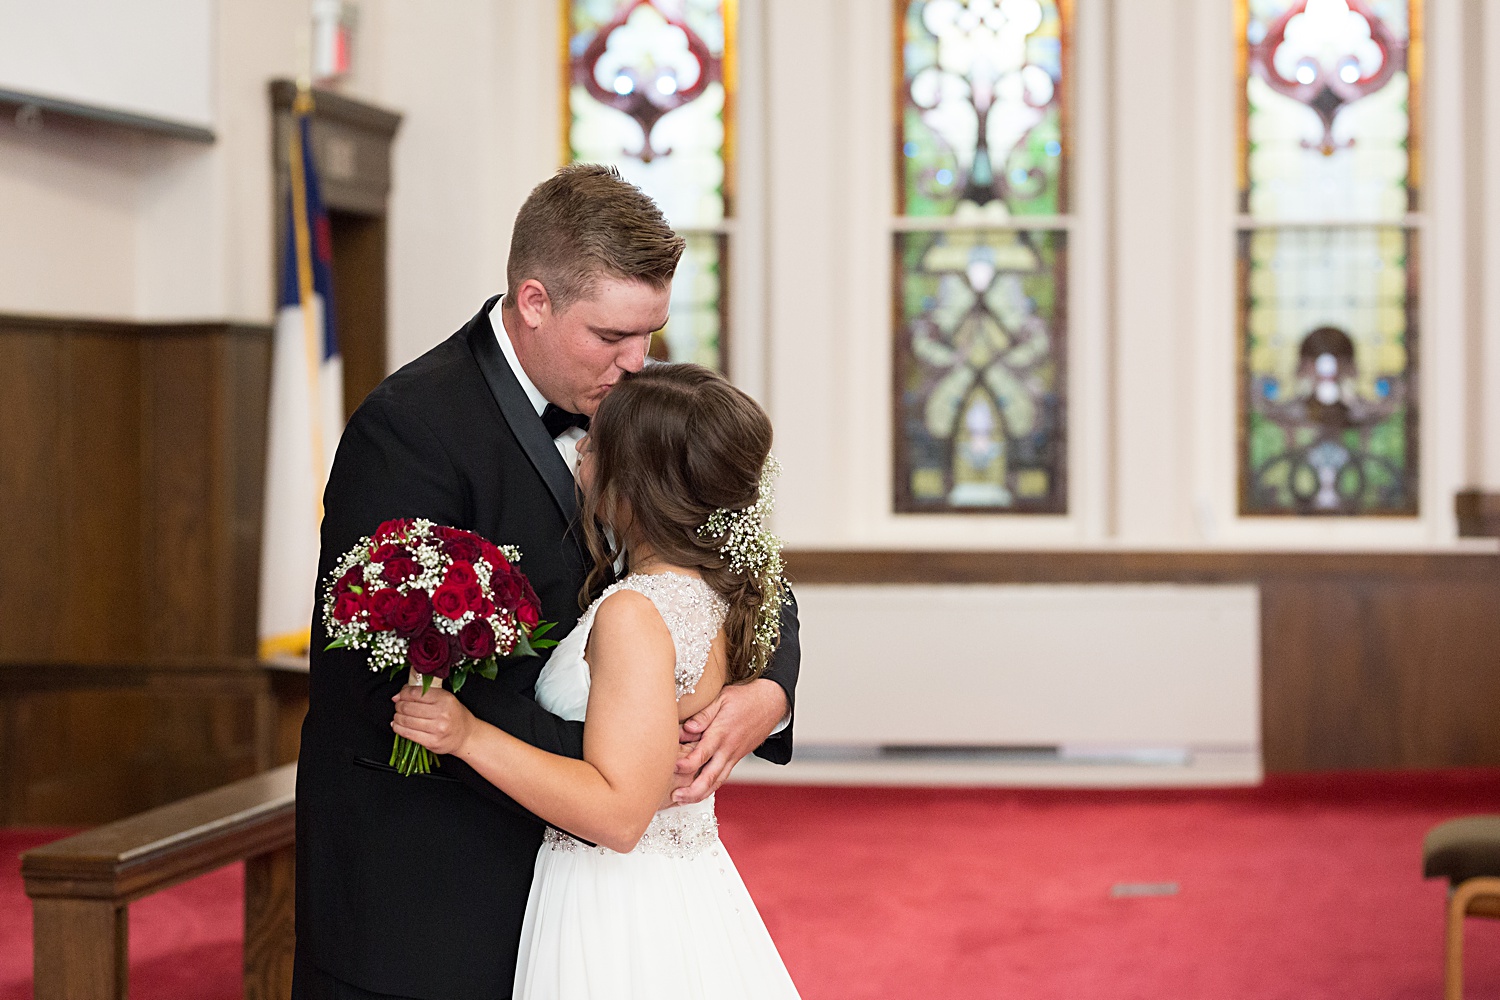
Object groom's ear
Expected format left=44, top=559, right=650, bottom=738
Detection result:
left=514, top=279, right=552, bottom=329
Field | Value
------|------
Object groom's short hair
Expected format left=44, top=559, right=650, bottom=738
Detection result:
left=507, top=163, right=684, bottom=313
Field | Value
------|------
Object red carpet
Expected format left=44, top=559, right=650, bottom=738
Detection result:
left=4, top=771, right=1499, bottom=999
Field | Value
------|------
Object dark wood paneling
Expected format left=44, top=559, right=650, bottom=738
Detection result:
left=0, top=329, right=147, bottom=661
left=270, top=80, right=401, bottom=218
left=1457, top=490, right=1500, bottom=538
left=785, top=549, right=1500, bottom=774
left=0, top=663, right=272, bottom=826
left=0, top=316, right=272, bottom=664
left=0, top=316, right=274, bottom=823
left=266, top=665, right=310, bottom=767
left=329, top=211, right=388, bottom=417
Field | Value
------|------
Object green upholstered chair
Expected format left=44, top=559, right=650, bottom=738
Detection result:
left=1424, top=816, right=1500, bottom=1000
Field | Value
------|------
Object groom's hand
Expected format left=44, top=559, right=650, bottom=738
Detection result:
left=672, top=678, right=788, bottom=805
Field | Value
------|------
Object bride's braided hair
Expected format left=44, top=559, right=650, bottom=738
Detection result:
left=578, top=364, right=781, bottom=684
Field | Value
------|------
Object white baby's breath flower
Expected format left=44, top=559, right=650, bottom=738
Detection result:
left=696, top=456, right=791, bottom=673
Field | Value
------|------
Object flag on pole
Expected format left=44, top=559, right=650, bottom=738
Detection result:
left=258, top=88, right=344, bottom=658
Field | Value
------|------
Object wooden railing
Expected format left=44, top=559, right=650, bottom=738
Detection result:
left=21, top=764, right=297, bottom=1000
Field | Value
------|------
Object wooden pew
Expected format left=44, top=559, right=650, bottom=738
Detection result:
left=21, top=763, right=297, bottom=1000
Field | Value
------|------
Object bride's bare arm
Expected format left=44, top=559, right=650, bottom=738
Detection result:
left=392, top=590, right=680, bottom=852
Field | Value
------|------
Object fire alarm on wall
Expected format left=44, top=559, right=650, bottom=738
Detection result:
left=312, top=0, right=357, bottom=82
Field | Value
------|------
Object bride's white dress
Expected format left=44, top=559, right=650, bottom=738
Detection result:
left=513, top=572, right=801, bottom=999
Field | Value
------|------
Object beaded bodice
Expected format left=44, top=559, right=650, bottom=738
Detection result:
left=533, top=571, right=729, bottom=723
left=532, top=572, right=729, bottom=860
left=542, top=796, right=720, bottom=859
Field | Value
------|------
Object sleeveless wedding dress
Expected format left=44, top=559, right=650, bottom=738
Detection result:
left=513, top=572, right=801, bottom=1000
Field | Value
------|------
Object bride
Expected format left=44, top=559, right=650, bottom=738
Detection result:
left=391, top=363, right=802, bottom=999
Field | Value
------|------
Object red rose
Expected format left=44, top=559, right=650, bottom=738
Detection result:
left=479, top=541, right=509, bottom=572
left=463, top=583, right=485, bottom=612
left=444, top=562, right=479, bottom=588
left=476, top=596, right=496, bottom=618
left=517, top=599, right=540, bottom=629
left=520, top=577, right=541, bottom=613
left=491, top=571, right=523, bottom=611
left=366, top=589, right=400, bottom=631
left=408, top=628, right=453, bottom=678
left=332, top=590, right=365, bottom=623
left=444, top=536, right=483, bottom=563
left=382, top=557, right=419, bottom=584
left=375, top=518, right=414, bottom=541
left=372, top=542, right=407, bottom=563
left=458, top=619, right=497, bottom=659
left=433, top=584, right=468, bottom=620
left=334, top=566, right=363, bottom=595
left=390, top=591, right=432, bottom=638
left=430, top=525, right=461, bottom=540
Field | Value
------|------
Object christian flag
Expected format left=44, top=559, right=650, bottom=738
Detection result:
left=258, top=89, right=344, bottom=658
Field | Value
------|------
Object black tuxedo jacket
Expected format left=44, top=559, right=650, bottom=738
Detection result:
left=294, top=296, right=800, bottom=1000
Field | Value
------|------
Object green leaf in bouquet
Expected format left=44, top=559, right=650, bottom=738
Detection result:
left=531, top=638, right=559, bottom=649
left=479, top=656, right=499, bottom=681
left=528, top=621, right=557, bottom=641
left=421, top=673, right=434, bottom=694
left=350, top=585, right=363, bottom=595
left=324, top=636, right=352, bottom=651
left=450, top=670, right=468, bottom=695
left=511, top=628, right=539, bottom=659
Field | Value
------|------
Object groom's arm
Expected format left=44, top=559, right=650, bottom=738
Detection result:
left=671, top=588, right=801, bottom=803
left=754, top=589, right=800, bottom=764
left=315, top=393, right=584, bottom=819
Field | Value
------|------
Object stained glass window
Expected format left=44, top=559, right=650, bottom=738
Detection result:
left=1238, top=0, right=1420, bottom=515
left=566, top=0, right=732, bottom=369
left=894, top=0, right=1069, bottom=514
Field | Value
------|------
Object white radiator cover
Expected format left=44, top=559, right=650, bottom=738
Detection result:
left=788, top=583, right=1260, bottom=748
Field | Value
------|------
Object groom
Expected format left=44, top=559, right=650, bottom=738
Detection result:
left=292, top=164, right=800, bottom=1000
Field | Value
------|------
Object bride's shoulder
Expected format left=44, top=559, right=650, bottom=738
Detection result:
left=588, top=587, right=672, bottom=649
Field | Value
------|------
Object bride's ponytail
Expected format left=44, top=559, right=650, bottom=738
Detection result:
left=578, top=365, right=786, bottom=683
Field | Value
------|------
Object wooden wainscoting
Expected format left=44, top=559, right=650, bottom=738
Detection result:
left=784, top=550, right=1500, bottom=774
left=0, top=661, right=273, bottom=825
left=1456, top=491, right=1500, bottom=538
left=0, top=314, right=271, bottom=661
left=0, top=315, right=276, bottom=823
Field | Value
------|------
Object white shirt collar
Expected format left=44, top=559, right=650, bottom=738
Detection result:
left=490, top=296, right=548, bottom=417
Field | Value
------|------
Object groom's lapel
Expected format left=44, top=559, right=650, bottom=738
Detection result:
left=466, top=296, right=579, bottom=526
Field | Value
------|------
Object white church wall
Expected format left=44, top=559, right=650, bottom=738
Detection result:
left=0, top=0, right=313, bottom=324
left=1481, top=0, right=1500, bottom=492
left=0, top=117, right=141, bottom=317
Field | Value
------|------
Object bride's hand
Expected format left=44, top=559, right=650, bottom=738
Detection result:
left=392, top=686, right=475, bottom=757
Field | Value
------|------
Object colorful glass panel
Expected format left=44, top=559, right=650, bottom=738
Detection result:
left=895, top=0, right=1069, bottom=514
left=659, top=232, right=725, bottom=367
left=900, top=0, right=1066, bottom=219
left=1239, top=0, right=1419, bottom=516
left=896, top=230, right=1067, bottom=512
left=567, top=0, right=731, bottom=367
left=1243, top=226, right=1417, bottom=513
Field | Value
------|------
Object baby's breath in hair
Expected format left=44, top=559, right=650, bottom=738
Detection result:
left=697, top=457, right=790, bottom=673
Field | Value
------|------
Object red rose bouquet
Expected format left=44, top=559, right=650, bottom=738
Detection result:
left=322, top=517, right=557, bottom=775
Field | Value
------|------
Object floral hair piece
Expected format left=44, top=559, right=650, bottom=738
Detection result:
left=697, top=456, right=790, bottom=672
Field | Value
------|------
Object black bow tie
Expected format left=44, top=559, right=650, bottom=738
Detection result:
left=541, top=403, right=590, bottom=439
